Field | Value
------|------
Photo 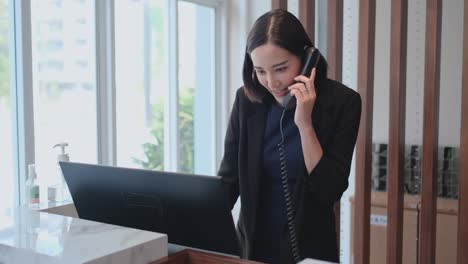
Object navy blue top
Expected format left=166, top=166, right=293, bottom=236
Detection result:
left=251, top=103, right=304, bottom=264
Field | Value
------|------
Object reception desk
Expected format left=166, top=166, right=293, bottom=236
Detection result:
left=0, top=201, right=333, bottom=264
left=0, top=202, right=167, bottom=263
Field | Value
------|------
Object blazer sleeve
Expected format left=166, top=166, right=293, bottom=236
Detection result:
left=304, top=92, right=362, bottom=206
left=217, top=89, right=241, bottom=209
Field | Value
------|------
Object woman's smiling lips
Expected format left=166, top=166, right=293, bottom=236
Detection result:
left=270, top=88, right=289, bottom=96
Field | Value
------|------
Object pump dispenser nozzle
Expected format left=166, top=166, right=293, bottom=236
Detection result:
left=53, top=142, right=69, bottom=162
left=49, top=142, right=71, bottom=202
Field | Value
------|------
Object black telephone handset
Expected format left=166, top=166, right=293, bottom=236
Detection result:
left=282, top=47, right=321, bottom=110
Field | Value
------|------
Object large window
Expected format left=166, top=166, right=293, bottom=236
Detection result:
left=115, top=0, right=219, bottom=175
left=30, top=0, right=97, bottom=195
left=0, top=0, right=226, bottom=211
left=0, top=0, right=14, bottom=214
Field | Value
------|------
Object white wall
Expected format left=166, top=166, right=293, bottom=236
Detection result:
left=372, top=0, right=463, bottom=147
left=438, top=0, right=463, bottom=147
left=340, top=2, right=359, bottom=262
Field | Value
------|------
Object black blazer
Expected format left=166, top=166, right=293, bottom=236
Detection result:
left=218, top=78, right=361, bottom=263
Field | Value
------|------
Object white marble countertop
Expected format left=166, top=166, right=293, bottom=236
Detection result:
left=0, top=204, right=168, bottom=264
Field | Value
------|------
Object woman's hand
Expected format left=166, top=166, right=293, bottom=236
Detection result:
left=288, top=67, right=317, bottom=130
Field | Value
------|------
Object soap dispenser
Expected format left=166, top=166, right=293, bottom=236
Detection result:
left=54, top=142, right=70, bottom=163
left=48, top=142, right=71, bottom=202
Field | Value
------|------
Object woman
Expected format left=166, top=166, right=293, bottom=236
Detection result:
left=218, top=9, right=361, bottom=263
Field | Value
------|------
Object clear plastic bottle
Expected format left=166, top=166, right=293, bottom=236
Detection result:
left=26, top=164, right=40, bottom=206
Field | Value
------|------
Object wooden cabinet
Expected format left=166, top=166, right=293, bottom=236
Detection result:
left=350, top=192, right=458, bottom=263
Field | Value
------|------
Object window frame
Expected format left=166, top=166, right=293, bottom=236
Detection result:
left=7, top=0, right=228, bottom=207
left=11, top=0, right=35, bottom=206
left=95, top=0, right=116, bottom=166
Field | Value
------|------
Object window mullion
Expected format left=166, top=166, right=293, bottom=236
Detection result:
left=95, top=0, right=116, bottom=166
left=11, top=0, right=34, bottom=206
left=165, top=0, right=179, bottom=171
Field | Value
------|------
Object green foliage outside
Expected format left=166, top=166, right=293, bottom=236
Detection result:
left=0, top=0, right=10, bottom=104
left=132, top=96, right=165, bottom=170
left=133, top=87, right=195, bottom=174
left=177, top=87, right=194, bottom=173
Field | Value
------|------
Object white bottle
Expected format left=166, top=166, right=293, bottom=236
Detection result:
left=48, top=142, right=71, bottom=202
left=26, top=164, right=40, bottom=206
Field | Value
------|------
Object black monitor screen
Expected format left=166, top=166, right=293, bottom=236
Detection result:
left=60, top=161, right=240, bottom=256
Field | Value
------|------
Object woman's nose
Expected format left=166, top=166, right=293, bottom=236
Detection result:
left=267, top=76, right=280, bottom=89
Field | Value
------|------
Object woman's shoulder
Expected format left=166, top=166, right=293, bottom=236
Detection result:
left=318, top=79, right=360, bottom=106
left=230, top=87, right=254, bottom=115
left=321, top=78, right=359, bottom=99
left=234, top=86, right=267, bottom=107
left=235, top=86, right=246, bottom=99
left=231, top=87, right=271, bottom=119
left=233, top=87, right=249, bottom=107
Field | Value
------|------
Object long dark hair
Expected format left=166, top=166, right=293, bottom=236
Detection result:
left=242, top=9, right=328, bottom=102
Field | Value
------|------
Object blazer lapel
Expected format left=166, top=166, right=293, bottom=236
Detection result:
left=246, top=102, right=268, bottom=230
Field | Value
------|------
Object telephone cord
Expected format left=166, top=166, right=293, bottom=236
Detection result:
left=278, top=108, right=302, bottom=263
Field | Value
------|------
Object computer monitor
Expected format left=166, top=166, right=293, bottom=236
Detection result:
left=59, top=161, right=240, bottom=256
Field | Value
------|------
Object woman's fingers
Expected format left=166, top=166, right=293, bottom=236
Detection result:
left=310, top=67, right=316, bottom=80
left=290, top=88, right=304, bottom=101
left=293, top=68, right=316, bottom=95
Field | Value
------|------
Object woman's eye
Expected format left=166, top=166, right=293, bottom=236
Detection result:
left=275, top=67, right=287, bottom=72
left=256, top=70, right=266, bottom=75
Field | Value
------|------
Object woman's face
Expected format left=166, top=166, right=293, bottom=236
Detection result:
left=250, top=43, right=302, bottom=104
